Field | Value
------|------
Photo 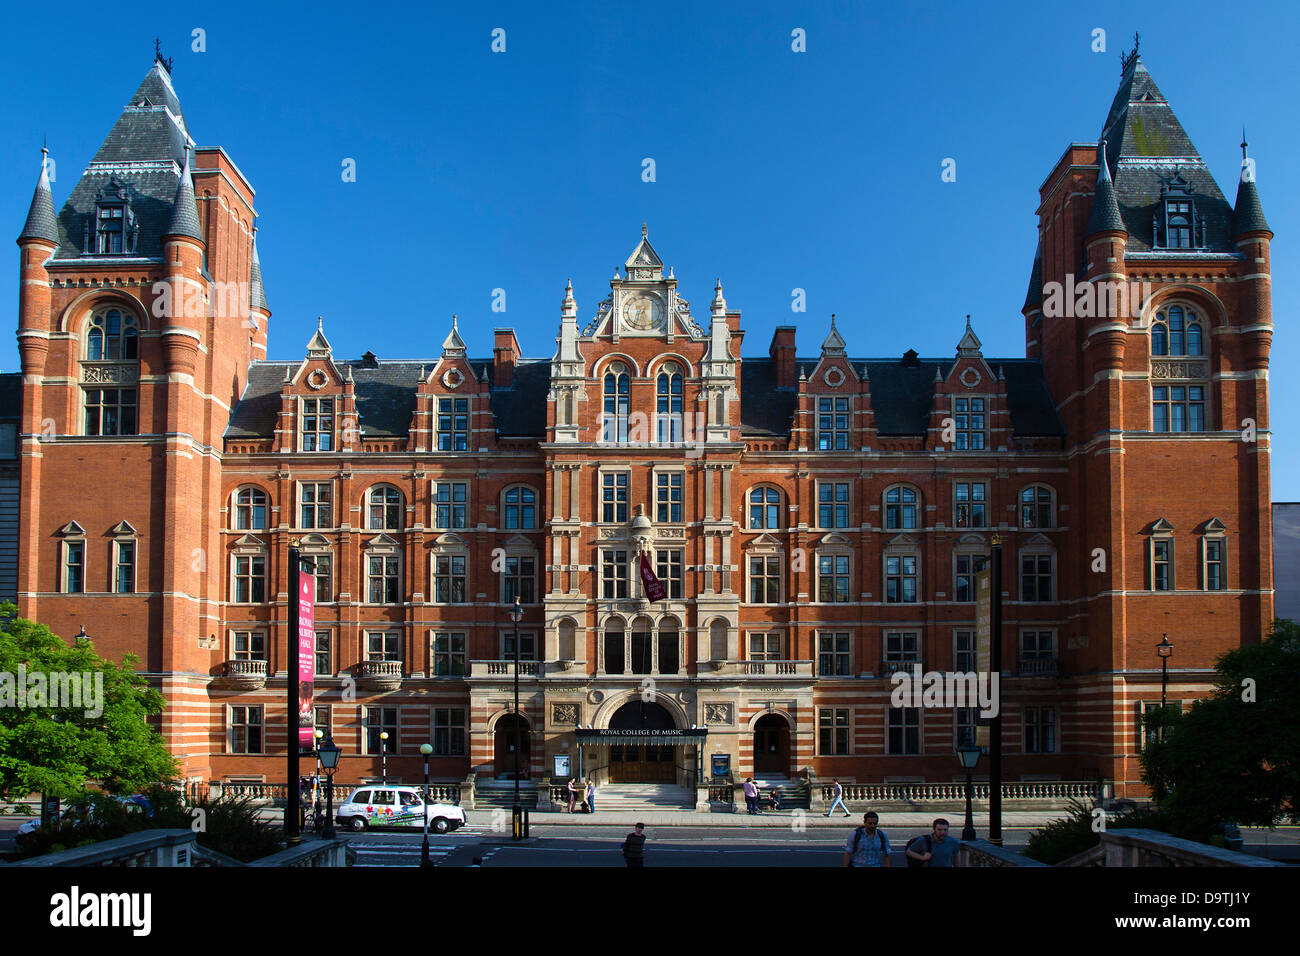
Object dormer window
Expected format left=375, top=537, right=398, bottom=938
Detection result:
left=1154, top=173, right=1205, bottom=250
left=86, top=179, right=138, bottom=256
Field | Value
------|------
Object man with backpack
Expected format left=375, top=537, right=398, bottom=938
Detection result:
left=905, top=818, right=962, bottom=867
left=842, top=811, right=891, bottom=867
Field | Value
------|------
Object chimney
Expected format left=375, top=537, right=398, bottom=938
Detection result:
left=770, top=326, right=796, bottom=387
left=493, top=328, right=521, bottom=388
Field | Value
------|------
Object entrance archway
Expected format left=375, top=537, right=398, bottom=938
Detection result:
left=608, top=700, right=677, bottom=783
left=494, top=714, right=530, bottom=780
left=753, top=713, right=790, bottom=775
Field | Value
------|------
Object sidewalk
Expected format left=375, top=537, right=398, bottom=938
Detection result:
left=465, top=808, right=1071, bottom=828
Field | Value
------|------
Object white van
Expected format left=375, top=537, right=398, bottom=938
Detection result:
left=336, top=785, right=465, bottom=834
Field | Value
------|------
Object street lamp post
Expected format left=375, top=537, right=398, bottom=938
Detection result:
left=957, top=744, right=981, bottom=841
left=1157, top=635, right=1174, bottom=742
left=510, top=597, right=524, bottom=840
left=380, top=731, right=389, bottom=784
left=312, top=728, right=324, bottom=831
left=318, top=736, right=341, bottom=839
left=420, top=742, right=433, bottom=868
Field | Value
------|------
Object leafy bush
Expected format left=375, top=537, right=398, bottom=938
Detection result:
left=12, top=784, right=283, bottom=863
left=1023, top=799, right=1174, bottom=864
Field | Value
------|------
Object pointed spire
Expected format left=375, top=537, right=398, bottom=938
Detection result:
left=442, top=314, right=467, bottom=354
left=18, top=146, right=60, bottom=244
left=711, top=278, right=727, bottom=317
left=624, top=224, right=663, bottom=277
left=249, top=226, right=269, bottom=312
left=1233, top=132, right=1271, bottom=237
left=1086, top=140, right=1126, bottom=236
left=562, top=278, right=577, bottom=318
left=306, top=316, right=332, bottom=358
left=956, top=314, right=982, bottom=356
left=1023, top=239, right=1044, bottom=311
left=821, top=314, right=846, bottom=356
left=345, top=364, right=354, bottom=384
left=165, top=146, right=203, bottom=242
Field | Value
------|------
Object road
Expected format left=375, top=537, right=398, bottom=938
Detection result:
left=3, top=815, right=1296, bottom=866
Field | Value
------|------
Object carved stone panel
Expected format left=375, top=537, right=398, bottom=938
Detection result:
left=552, top=703, right=579, bottom=725
left=705, top=702, right=732, bottom=725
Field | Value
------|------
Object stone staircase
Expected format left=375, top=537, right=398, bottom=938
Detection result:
left=473, top=782, right=537, bottom=809
left=750, top=774, right=811, bottom=810
left=592, top=783, right=695, bottom=811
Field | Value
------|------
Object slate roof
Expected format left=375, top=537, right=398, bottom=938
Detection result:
left=18, top=157, right=60, bottom=244
left=52, top=62, right=193, bottom=260
left=1098, top=56, right=1235, bottom=253
left=1233, top=174, right=1270, bottom=236
left=227, top=354, right=1063, bottom=444
left=1087, top=141, right=1126, bottom=235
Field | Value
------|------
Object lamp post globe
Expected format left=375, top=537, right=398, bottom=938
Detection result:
left=317, top=736, right=341, bottom=839
left=957, top=743, right=981, bottom=841
left=1156, top=635, right=1174, bottom=742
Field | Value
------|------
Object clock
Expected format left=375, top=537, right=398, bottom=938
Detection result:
left=621, top=294, right=662, bottom=332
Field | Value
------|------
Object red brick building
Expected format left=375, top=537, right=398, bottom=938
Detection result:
left=9, top=49, right=1273, bottom=802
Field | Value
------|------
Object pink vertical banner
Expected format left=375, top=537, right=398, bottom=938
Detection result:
left=298, top=569, right=315, bottom=752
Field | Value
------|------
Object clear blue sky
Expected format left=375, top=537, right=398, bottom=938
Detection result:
left=4, top=1, right=1298, bottom=496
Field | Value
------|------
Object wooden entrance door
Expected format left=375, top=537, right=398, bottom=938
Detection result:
left=609, top=744, right=677, bottom=782
left=753, top=714, right=789, bottom=775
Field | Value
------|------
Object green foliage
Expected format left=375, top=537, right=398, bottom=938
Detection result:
left=1141, top=618, right=1300, bottom=838
left=1023, top=799, right=1100, bottom=864
left=0, top=603, right=178, bottom=799
left=1023, top=799, right=1173, bottom=864
left=13, top=784, right=283, bottom=863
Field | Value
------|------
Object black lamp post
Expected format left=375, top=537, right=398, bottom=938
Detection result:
left=419, top=742, right=433, bottom=868
left=1157, top=635, right=1174, bottom=742
left=509, top=597, right=524, bottom=839
left=958, top=743, right=981, bottom=841
left=379, top=731, right=389, bottom=784
left=318, top=735, right=341, bottom=839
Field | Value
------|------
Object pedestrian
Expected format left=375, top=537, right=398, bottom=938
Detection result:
left=468, top=857, right=484, bottom=867
left=585, top=778, right=596, bottom=814
left=825, top=778, right=851, bottom=817
left=769, top=787, right=782, bottom=811
left=842, top=811, right=892, bottom=868
left=743, top=777, right=759, bottom=814
left=567, top=777, right=578, bottom=813
left=621, top=822, right=647, bottom=867
left=905, top=818, right=962, bottom=867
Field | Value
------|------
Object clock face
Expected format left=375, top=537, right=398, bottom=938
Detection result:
left=622, top=294, right=662, bottom=332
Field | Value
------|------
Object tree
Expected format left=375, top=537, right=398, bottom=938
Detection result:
left=1140, top=618, right=1300, bottom=839
left=0, top=603, right=177, bottom=799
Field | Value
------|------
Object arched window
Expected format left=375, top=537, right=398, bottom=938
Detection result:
left=749, top=487, right=782, bottom=529
left=656, top=362, right=683, bottom=442
left=1150, top=303, right=1209, bottom=433
left=233, top=486, right=268, bottom=530
left=367, top=486, right=403, bottom=530
left=82, top=306, right=142, bottom=437
left=503, top=486, right=537, bottom=529
left=1019, top=485, right=1054, bottom=529
left=602, top=362, right=630, bottom=443
left=884, top=486, right=919, bottom=530
left=86, top=308, right=140, bottom=361
left=1150, top=304, right=1204, bottom=358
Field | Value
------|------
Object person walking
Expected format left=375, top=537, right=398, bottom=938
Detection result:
left=621, top=822, right=647, bottom=867
left=743, top=777, right=759, bottom=815
left=585, top=778, right=596, bottom=814
left=842, top=811, right=892, bottom=868
left=566, top=777, right=578, bottom=814
left=825, top=778, right=851, bottom=817
left=905, top=818, right=962, bottom=867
